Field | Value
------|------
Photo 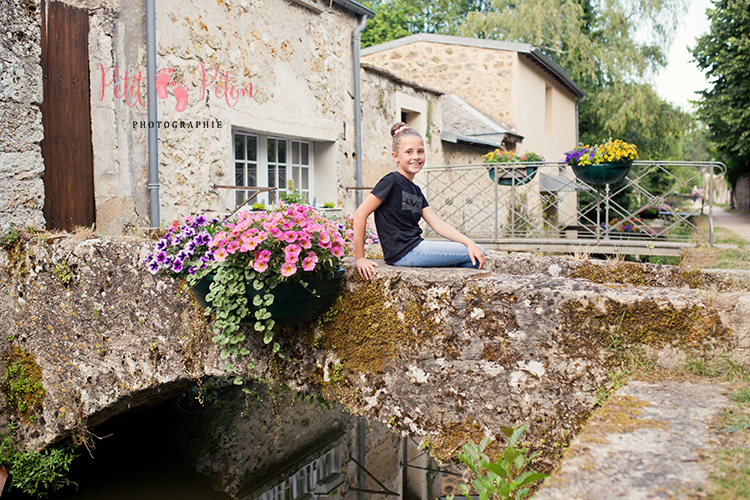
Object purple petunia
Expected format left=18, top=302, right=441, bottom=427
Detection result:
left=156, top=239, right=169, bottom=251
left=172, top=259, right=184, bottom=273
left=155, top=251, right=168, bottom=263
left=177, top=249, right=190, bottom=261
left=148, top=260, right=160, bottom=274
left=194, top=214, right=207, bottom=227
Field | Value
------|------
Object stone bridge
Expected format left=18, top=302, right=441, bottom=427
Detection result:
left=1, top=232, right=749, bottom=471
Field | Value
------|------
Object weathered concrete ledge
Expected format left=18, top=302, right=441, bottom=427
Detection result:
left=1, top=234, right=749, bottom=471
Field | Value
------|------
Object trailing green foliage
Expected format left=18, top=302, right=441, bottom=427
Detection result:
left=0, top=428, right=77, bottom=498
left=448, top=425, right=547, bottom=500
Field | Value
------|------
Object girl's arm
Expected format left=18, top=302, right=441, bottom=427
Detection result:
left=421, top=207, right=486, bottom=269
left=353, top=193, right=383, bottom=279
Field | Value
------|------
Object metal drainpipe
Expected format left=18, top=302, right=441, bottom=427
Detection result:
left=146, top=0, right=160, bottom=227
left=352, top=15, right=367, bottom=207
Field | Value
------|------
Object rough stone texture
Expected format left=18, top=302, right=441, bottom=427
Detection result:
left=1, top=237, right=749, bottom=472
left=0, top=234, right=226, bottom=451
left=0, top=0, right=45, bottom=232
left=534, top=380, right=730, bottom=500
left=363, top=42, right=517, bottom=132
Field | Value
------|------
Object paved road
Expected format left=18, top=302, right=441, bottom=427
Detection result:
left=711, top=205, right=750, bottom=243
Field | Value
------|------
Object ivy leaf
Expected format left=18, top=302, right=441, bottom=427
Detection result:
left=254, top=321, right=265, bottom=332
left=233, top=376, right=244, bottom=385
left=263, top=331, right=274, bottom=344
left=253, top=295, right=263, bottom=306
left=273, top=342, right=280, bottom=353
left=252, top=279, right=264, bottom=291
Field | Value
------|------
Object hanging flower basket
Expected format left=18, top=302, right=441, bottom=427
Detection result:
left=571, top=162, right=632, bottom=186
left=143, top=204, right=352, bottom=367
left=488, top=165, right=539, bottom=186
left=565, top=139, right=637, bottom=186
left=190, top=268, right=345, bottom=325
left=483, top=149, right=543, bottom=186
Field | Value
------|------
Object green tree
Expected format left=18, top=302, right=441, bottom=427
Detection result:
left=361, top=0, right=492, bottom=47
left=690, top=0, right=750, bottom=186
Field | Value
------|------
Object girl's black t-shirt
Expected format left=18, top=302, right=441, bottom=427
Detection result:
left=370, top=171, right=429, bottom=264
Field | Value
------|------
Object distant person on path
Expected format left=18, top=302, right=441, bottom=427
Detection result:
left=353, top=122, right=485, bottom=280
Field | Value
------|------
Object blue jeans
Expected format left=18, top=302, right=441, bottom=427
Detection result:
left=392, top=240, right=484, bottom=268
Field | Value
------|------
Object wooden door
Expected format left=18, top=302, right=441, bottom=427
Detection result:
left=40, top=0, right=95, bottom=231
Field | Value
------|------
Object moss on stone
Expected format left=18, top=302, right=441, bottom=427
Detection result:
left=317, top=277, right=441, bottom=376
left=1, top=345, right=45, bottom=421
left=559, top=298, right=730, bottom=357
left=568, top=261, right=723, bottom=290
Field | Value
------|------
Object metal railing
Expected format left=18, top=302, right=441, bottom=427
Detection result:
left=416, top=161, right=726, bottom=249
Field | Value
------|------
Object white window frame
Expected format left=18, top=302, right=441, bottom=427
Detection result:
left=232, top=129, right=314, bottom=207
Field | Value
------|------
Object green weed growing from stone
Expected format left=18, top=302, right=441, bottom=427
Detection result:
left=448, top=425, right=547, bottom=500
left=0, top=426, right=78, bottom=498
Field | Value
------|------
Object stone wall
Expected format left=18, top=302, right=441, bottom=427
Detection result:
left=2, top=234, right=749, bottom=471
left=363, top=41, right=517, bottom=133
left=0, top=0, right=45, bottom=232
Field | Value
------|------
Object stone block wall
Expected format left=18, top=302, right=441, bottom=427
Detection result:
left=0, top=0, right=45, bottom=232
left=362, top=41, right=516, bottom=133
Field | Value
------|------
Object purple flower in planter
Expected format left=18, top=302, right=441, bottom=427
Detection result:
left=156, top=239, right=169, bottom=251
left=148, top=259, right=161, bottom=274
left=194, top=214, right=207, bottom=227
left=181, top=226, right=196, bottom=239
left=155, top=251, right=168, bottom=264
left=177, top=249, right=190, bottom=262
left=172, top=259, right=184, bottom=273
left=186, top=241, right=197, bottom=255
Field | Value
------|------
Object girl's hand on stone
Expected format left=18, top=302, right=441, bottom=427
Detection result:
left=467, top=242, right=485, bottom=269
left=356, top=257, right=379, bottom=280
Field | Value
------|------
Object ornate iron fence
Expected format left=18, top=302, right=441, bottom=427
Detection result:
left=416, top=161, right=726, bottom=247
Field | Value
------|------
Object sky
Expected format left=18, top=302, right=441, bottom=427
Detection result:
left=653, top=0, right=714, bottom=112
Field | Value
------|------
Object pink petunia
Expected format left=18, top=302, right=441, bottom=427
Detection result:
left=331, top=244, right=344, bottom=258
left=306, top=251, right=319, bottom=263
left=213, top=247, right=228, bottom=262
left=283, top=231, right=298, bottom=243
left=253, top=259, right=269, bottom=273
left=302, top=257, right=317, bottom=271
left=298, top=237, right=312, bottom=249
left=227, top=240, right=241, bottom=254
left=258, top=249, right=272, bottom=261
left=280, top=262, right=297, bottom=277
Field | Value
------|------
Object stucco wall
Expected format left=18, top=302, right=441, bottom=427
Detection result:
left=362, top=41, right=516, bottom=133
left=0, top=0, right=45, bottom=232
left=513, top=55, right=578, bottom=162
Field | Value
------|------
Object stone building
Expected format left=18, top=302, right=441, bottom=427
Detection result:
left=361, top=33, right=585, bottom=162
left=361, top=34, right=586, bottom=239
left=1, top=0, right=375, bottom=234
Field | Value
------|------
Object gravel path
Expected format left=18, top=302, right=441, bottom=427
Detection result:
left=533, top=380, right=730, bottom=500
left=711, top=205, right=750, bottom=243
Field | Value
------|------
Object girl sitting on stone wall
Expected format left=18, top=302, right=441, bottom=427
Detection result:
left=353, top=122, right=485, bottom=280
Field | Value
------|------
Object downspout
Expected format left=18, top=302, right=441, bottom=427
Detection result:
left=352, top=15, right=367, bottom=207
left=146, top=0, right=160, bottom=227
left=575, top=94, right=585, bottom=146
